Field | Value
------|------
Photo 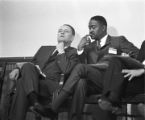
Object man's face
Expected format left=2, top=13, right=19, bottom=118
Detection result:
left=88, top=20, right=106, bottom=40
left=57, top=25, right=74, bottom=43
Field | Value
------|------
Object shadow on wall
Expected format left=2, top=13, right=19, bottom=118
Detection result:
left=107, top=26, right=119, bottom=36
left=71, top=32, right=81, bottom=48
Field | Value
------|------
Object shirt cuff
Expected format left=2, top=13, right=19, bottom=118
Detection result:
left=58, top=51, right=65, bottom=55
left=77, top=49, right=84, bottom=55
left=142, top=60, right=145, bottom=65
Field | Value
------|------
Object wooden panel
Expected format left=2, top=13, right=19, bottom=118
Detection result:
left=0, top=57, right=32, bottom=120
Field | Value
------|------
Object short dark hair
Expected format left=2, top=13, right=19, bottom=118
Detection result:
left=90, top=15, right=107, bottom=26
left=63, top=24, right=75, bottom=36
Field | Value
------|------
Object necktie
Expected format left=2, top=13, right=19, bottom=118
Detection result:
left=96, top=40, right=101, bottom=49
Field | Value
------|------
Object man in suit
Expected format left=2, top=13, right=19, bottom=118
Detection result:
left=39, top=15, right=139, bottom=120
left=98, top=41, right=145, bottom=112
left=8, top=24, right=79, bottom=120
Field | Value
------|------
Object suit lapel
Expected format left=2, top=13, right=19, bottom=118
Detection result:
left=47, top=46, right=56, bottom=59
left=93, top=36, right=112, bottom=62
left=41, top=46, right=56, bottom=70
left=102, top=35, right=111, bottom=48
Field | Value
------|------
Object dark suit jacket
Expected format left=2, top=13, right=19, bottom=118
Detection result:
left=79, top=35, right=139, bottom=64
left=31, top=46, right=79, bottom=81
left=137, top=40, right=145, bottom=62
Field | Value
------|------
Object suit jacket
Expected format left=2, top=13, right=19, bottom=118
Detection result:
left=31, top=46, right=79, bottom=81
left=79, top=35, right=139, bottom=64
left=137, top=40, right=145, bottom=62
left=125, top=41, right=145, bottom=96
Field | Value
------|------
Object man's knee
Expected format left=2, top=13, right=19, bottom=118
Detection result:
left=77, top=79, right=86, bottom=88
left=73, top=64, right=86, bottom=72
left=107, top=57, right=122, bottom=66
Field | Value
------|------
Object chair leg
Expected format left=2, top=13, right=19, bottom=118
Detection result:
left=125, top=104, right=128, bottom=120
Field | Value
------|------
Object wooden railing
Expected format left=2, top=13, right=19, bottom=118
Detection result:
left=0, top=57, right=32, bottom=100
left=0, top=57, right=33, bottom=120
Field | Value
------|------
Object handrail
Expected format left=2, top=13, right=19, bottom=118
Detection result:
left=0, top=57, right=33, bottom=100
left=0, top=57, right=33, bottom=62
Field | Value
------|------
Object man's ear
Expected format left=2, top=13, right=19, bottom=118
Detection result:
left=102, top=25, right=106, bottom=31
left=70, top=36, right=74, bottom=42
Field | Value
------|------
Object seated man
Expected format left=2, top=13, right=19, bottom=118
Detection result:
left=98, top=40, right=145, bottom=112
left=8, top=24, right=79, bottom=120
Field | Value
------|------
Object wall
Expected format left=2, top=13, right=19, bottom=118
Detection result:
left=0, top=0, right=145, bottom=57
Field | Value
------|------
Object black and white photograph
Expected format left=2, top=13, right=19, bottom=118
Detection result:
left=0, top=0, right=144, bottom=120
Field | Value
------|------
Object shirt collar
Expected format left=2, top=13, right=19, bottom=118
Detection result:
left=64, top=46, right=69, bottom=49
left=100, top=34, right=108, bottom=47
left=53, top=46, right=69, bottom=54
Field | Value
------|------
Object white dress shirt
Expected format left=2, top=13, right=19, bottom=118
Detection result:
left=100, top=34, right=108, bottom=47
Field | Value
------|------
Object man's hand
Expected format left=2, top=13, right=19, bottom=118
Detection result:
left=78, top=35, right=91, bottom=51
left=9, top=68, right=20, bottom=80
left=122, top=69, right=144, bottom=81
left=57, top=42, right=65, bottom=54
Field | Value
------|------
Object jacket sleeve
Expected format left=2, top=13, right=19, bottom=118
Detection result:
left=78, top=50, right=88, bottom=64
left=55, top=48, right=79, bottom=75
left=119, top=36, right=139, bottom=59
left=78, top=44, right=93, bottom=64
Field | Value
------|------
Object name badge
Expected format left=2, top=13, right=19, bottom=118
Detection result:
left=108, top=47, right=117, bottom=54
left=121, top=53, right=129, bottom=57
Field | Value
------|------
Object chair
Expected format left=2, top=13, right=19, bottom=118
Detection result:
left=118, top=94, right=145, bottom=120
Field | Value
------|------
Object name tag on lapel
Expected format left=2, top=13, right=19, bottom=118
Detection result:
left=121, top=52, right=129, bottom=57
left=108, top=47, right=117, bottom=54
